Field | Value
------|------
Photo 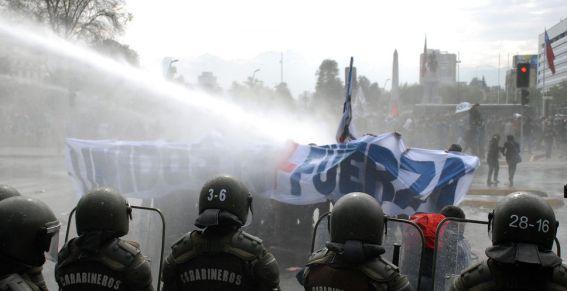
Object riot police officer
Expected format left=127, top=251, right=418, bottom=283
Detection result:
left=451, top=192, right=567, bottom=291
left=161, top=176, right=280, bottom=291
left=0, top=196, right=60, bottom=291
left=0, top=184, right=21, bottom=201
left=302, top=192, right=412, bottom=291
left=55, top=188, right=153, bottom=291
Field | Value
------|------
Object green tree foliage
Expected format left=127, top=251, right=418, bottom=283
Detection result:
left=92, top=39, right=138, bottom=66
left=399, top=83, right=422, bottom=107
left=274, top=82, right=295, bottom=110
left=229, top=78, right=297, bottom=112
left=275, top=82, right=292, bottom=100
left=548, top=81, right=567, bottom=108
left=314, top=59, right=343, bottom=114
left=357, top=75, right=382, bottom=112
left=1, top=0, right=132, bottom=41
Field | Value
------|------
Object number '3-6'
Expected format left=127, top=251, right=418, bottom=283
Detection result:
left=207, top=188, right=227, bottom=202
left=509, top=214, right=549, bottom=233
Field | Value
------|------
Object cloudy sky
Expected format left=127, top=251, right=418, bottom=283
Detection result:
left=122, top=0, right=567, bottom=92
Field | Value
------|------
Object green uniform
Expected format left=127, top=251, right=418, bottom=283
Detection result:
left=162, top=228, right=280, bottom=291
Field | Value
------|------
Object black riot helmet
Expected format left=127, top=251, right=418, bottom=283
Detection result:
left=490, top=192, right=558, bottom=251
left=0, top=184, right=21, bottom=201
left=0, top=196, right=60, bottom=266
left=330, top=192, right=385, bottom=245
left=76, top=188, right=132, bottom=237
left=195, top=176, right=252, bottom=228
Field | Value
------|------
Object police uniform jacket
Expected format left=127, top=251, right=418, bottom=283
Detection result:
left=55, top=234, right=153, bottom=291
left=302, top=248, right=412, bottom=291
left=161, top=227, right=280, bottom=291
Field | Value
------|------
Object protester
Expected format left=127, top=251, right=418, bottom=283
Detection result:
left=486, top=135, right=501, bottom=186
left=447, top=144, right=463, bottom=152
left=501, top=135, right=521, bottom=187
left=411, top=211, right=446, bottom=291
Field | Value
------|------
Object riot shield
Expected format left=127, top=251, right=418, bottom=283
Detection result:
left=432, top=218, right=489, bottom=291
left=310, top=212, right=331, bottom=253
left=65, top=203, right=166, bottom=291
left=383, top=218, right=424, bottom=291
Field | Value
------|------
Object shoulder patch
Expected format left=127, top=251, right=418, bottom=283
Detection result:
left=240, top=231, right=263, bottom=244
left=171, top=231, right=201, bottom=264
left=306, top=248, right=331, bottom=266
left=99, top=239, right=141, bottom=271
left=458, top=260, right=493, bottom=289
left=228, top=231, right=264, bottom=261
left=118, top=240, right=141, bottom=256
left=358, top=256, right=400, bottom=282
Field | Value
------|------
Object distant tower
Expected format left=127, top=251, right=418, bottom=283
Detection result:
left=390, top=49, right=400, bottom=117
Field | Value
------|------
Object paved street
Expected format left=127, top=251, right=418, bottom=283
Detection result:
left=0, top=148, right=565, bottom=290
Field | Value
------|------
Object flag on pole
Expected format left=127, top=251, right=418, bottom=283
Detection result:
left=336, top=57, right=356, bottom=143
left=545, top=29, right=556, bottom=75
left=420, top=36, right=428, bottom=78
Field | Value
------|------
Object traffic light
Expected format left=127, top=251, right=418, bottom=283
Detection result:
left=516, top=63, right=530, bottom=88
left=520, top=89, right=530, bottom=105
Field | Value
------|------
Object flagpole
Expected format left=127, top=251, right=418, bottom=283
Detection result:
left=543, top=29, right=546, bottom=117
left=497, top=53, right=501, bottom=104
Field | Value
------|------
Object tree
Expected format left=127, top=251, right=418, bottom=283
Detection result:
left=274, top=82, right=295, bottom=110
left=314, top=59, right=343, bottom=114
left=92, top=39, right=138, bottom=66
left=275, top=82, right=292, bottom=100
left=1, top=0, right=132, bottom=41
left=548, top=81, right=567, bottom=108
left=358, top=76, right=371, bottom=95
left=399, top=83, right=422, bottom=107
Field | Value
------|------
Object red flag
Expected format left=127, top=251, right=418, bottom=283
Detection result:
left=545, top=29, right=556, bottom=74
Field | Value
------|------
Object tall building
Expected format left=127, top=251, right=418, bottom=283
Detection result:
left=419, top=49, right=457, bottom=86
left=537, top=18, right=567, bottom=92
left=419, top=49, right=457, bottom=103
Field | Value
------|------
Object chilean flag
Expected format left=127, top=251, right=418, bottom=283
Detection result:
left=545, top=29, right=556, bottom=75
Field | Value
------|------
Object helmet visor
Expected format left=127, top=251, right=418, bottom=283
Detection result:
left=41, top=221, right=61, bottom=262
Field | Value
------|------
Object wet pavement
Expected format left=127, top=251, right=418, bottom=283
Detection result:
left=0, top=148, right=565, bottom=290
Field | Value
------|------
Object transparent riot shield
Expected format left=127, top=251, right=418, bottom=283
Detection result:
left=383, top=218, right=425, bottom=291
left=310, top=212, right=331, bottom=253
left=433, top=218, right=563, bottom=291
left=432, top=218, right=489, bottom=291
left=64, top=204, right=166, bottom=291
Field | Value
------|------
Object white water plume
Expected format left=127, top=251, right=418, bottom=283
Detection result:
left=0, top=18, right=332, bottom=145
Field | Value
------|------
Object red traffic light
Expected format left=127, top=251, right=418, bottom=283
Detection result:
left=520, top=66, right=527, bottom=73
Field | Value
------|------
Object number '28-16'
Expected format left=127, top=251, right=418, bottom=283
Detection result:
left=509, top=214, right=550, bottom=233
